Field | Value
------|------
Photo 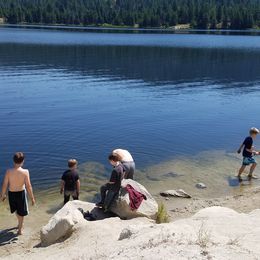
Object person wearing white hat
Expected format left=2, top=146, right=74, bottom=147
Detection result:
left=237, top=127, right=260, bottom=181
left=112, top=148, right=135, bottom=179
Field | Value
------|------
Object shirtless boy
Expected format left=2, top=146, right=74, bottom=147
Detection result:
left=1, top=152, right=35, bottom=235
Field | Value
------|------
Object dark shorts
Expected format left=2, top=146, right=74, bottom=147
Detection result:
left=64, top=190, right=78, bottom=205
left=8, top=190, right=28, bottom=217
left=242, top=157, right=257, bottom=166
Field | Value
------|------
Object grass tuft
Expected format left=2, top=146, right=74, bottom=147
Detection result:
left=156, top=203, right=170, bottom=224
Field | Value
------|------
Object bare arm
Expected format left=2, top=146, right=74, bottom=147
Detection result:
left=76, top=180, right=80, bottom=196
left=237, top=144, right=244, bottom=153
left=246, top=146, right=255, bottom=153
left=1, top=171, right=9, bottom=201
left=60, top=180, right=65, bottom=194
left=25, top=171, right=35, bottom=205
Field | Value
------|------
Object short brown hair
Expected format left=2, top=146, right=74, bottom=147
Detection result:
left=13, top=152, right=25, bottom=164
left=68, top=159, right=78, bottom=168
left=108, top=154, right=120, bottom=162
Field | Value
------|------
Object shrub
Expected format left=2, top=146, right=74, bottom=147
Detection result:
left=156, top=203, right=170, bottom=224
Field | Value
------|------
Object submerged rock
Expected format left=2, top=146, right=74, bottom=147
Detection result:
left=160, top=189, right=192, bottom=198
left=110, top=179, right=158, bottom=220
left=196, top=183, right=207, bottom=189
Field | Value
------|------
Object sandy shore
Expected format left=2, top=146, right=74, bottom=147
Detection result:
left=1, top=184, right=260, bottom=258
left=1, top=150, right=260, bottom=258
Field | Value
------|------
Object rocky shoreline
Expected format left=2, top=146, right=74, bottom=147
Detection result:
left=1, top=183, right=260, bottom=259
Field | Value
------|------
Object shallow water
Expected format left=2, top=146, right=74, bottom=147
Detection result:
left=0, top=27, right=260, bottom=195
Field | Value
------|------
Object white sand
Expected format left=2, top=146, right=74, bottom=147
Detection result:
left=1, top=150, right=260, bottom=259
left=2, top=204, right=260, bottom=260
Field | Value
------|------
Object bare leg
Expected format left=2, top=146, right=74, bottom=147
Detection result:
left=238, top=165, right=246, bottom=177
left=248, top=163, right=257, bottom=178
left=16, top=213, right=24, bottom=235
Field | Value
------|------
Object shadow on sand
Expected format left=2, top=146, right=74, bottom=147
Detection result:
left=0, top=227, right=18, bottom=246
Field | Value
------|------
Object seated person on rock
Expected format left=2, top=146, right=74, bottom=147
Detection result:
left=60, top=159, right=80, bottom=205
left=96, top=154, right=124, bottom=208
left=112, top=148, right=135, bottom=179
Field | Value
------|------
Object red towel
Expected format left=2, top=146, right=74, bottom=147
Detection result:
left=125, top=184, right=147, bottom=210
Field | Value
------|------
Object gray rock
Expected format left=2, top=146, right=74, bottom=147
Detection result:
left=40, top=180, right=158, bottom=246
left=118, top=228, right=134, bottom=240
left=110, top=179, right=158, bottom=220
left=160, top=189, right=192, bottom=198
left=196, top=183, right=207, bottom=189
left=40, top=201, right=103, bottom=247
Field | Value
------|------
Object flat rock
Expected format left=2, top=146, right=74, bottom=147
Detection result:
left=160, top=189, right=192, bottom=198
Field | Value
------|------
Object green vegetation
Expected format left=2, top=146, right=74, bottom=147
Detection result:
left=156, top=203, right=170, bottom=224
left=0, top=0, right=259, bottom=30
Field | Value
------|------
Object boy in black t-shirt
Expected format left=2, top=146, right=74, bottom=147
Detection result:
left=237, top=127, right=260, bottom=181
left=96, top=154, right=124, bottom=208
left=60, top=159, right=80, bottom=205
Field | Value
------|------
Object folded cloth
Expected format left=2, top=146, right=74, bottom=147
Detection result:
left=125, top=184, right=147, bottom=210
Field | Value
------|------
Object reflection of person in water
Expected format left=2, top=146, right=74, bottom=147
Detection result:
left=1, top=152, right=35, bottom=235
left=237, top=127, right=260, bottom=182
left=96, top=154, right=124, bottom=208
left=112, top=148, right=135, bottom=179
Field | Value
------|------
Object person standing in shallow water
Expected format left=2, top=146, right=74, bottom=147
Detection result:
left=60, top=159, right=80, bottom=205
left=1, top=152, right=35, bottom=235
left=237, top=127, right=260, bottom=182
left=112, top=148, right=135, bottom=179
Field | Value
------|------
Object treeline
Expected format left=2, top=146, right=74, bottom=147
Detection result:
left=0, top=0, right=259, bottom=29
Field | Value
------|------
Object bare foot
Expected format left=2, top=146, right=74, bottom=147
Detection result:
left=17, top=230, right=23, bottom=235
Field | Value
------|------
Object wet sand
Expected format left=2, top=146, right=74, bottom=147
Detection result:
left=1, top=150, right=260, bottom=257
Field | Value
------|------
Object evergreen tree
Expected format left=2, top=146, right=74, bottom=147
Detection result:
left=0, top=0, right=258, bottom=30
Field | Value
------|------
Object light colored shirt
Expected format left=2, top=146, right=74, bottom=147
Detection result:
left=113, top=149, right=134, bottom=162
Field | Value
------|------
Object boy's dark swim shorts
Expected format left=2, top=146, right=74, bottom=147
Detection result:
left=8, top=190, right=29, bottom=216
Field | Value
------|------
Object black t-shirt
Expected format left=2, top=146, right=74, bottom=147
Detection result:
left=61, top=169, right=79, bottom=191
left=243, top=136, right=253, bottom=157
left=109, top=164, right=124, bottom=192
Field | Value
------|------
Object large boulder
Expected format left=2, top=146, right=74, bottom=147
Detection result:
left=40, top=201, right=101, bottom=246
left=40, top=181, right=158, bottom=246
left=110, top=179, right=158, bottom=220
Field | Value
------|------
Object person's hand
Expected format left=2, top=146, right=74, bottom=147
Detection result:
left=1, top=194, right=6, bottom=202
left=237, top=149, right=241, bottom=154
left=31, top=198, right=35, bottom=206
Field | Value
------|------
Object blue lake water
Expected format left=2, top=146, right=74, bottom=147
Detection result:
left=0, top=27, right=260, bottom=190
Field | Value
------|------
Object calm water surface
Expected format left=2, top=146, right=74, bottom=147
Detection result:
left=0, top=27, right=260, bottom=191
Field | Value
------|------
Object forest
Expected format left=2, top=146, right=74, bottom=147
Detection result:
left=0, top=0, right=259, bottom=30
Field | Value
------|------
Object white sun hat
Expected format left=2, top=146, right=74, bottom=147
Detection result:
left=250, top=127, right=260, bottom=133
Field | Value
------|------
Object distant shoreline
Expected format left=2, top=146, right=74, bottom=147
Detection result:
left=0, top=23, right=259, bottom=34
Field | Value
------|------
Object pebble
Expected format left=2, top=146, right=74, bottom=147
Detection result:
left=196, top=183, right=207, bottom=189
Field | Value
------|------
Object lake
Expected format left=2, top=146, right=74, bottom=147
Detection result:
left=0, top=26, right=260, bottom=196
